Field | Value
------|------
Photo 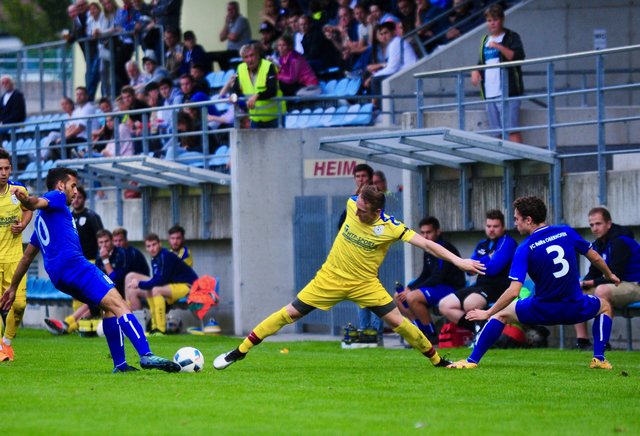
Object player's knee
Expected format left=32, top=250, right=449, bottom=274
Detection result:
left=11, top=295, right=27, bottom=314
left=151, top=287, right=162, bottom=297
left=598, top=297, right=612, bottom=316
left=406, top=291, right=423, bottom=307
left=594, top=284, right=610, bottom=299
left=439, top=295, right=457, bottom=314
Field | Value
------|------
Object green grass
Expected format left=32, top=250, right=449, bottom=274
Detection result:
left=2, top=329, right=640, bottom=435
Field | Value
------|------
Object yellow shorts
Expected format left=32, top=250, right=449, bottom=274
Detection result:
left=297, top=269, right=393, bottom=311
left=167, top=283, right=191, bottom=304
left=0, top=261, right=27, bottom=299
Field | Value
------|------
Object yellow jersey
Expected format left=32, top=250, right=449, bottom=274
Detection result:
left=0, top=181, right=28, bottom=263
left=322, top=196, right=415, bottom=281
left=173, top=246, right=193, bottom=267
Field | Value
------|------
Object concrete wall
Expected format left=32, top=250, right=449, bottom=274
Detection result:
left=387, top=0, right=640, bottom=115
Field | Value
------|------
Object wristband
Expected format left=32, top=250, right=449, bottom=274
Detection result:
left=102, top=258, right=110, bottom=265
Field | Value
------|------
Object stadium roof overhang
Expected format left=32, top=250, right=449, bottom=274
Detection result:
left=319, top=127, right=562, bottom=228
left=57, top=156, right=231, bottom=190
left=318, top=128, right=556, bottom=171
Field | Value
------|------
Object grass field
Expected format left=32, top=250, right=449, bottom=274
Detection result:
left=2, top=329, right=640, bottom=435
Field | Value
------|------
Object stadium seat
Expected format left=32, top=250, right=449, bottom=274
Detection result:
left=285, top=109, right=301, bottom=129
left=345, top=77, right=362, bottom=96
left=328, top=105, right=349, bottom=126
left=17, top=137, right=32, bottom=156
left=296, top=108, right=312, bottom=129
left=209, top=145, right=230, bottom=168
left=221, top=69, right=236, bottom=87
left=177, top=151, right=206, bottom=167
left=322, top=79, right=337, bottom=95
left=351, top=103, right=374, bottom=126
left=343, top=104, right=361, bottom=125
left=319, top=106, right=336, bottom=127
left=206, top=71, right=224, bottom=90
left=18, top=161, right=37, bottom=181
left=306, top=107, right=324, bottom=128
left=333, top=78, right=350, bottom=97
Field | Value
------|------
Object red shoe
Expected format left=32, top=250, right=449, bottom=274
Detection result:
left=0, top=343, right=14, bottom=361
left=44, top=318, right=69, bottom=335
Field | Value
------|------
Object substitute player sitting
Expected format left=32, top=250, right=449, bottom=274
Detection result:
left=125, top=233, right=198, bottom=335
left=448, top=196, right=619, bottom=370
left=0, top=167, right=180, bottom=373
left=214, top=185, right=485, bottom=370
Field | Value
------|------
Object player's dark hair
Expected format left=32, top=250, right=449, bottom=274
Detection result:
left=486, top=209, right=505, bottom=226
left=76, top=185, right=87, bottom=199
left=359, top=184, right=385, bottom=211
left=353, top=163, right=374, bottom=179
left=145, top=233, right=161, bottom=243
left=168, top=224, right=185, bottom=236
left=46, top=167, right=78, bottom=191
left=96, top=229, right=113, bottom=240
left=375, top=21, right=396, bottom=34
left=112, top=227, right=128, bottom=238
left=159, top=77, right=173, bottom=88
left=588, top=206, right=612, bottom=222
left=513, top=196, right=547, bottom=224
left=419, top=216, right=440, bottom=230
left=0, top=148, right=11, bottom=162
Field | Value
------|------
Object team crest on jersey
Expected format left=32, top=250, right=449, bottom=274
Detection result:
left=373, top=225, right=384, bottom=236
left=11, top=194, right=19, bottom=205
left=78, top=216, right=86, bottom=226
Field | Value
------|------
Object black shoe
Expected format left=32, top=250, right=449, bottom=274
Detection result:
left=213, top=348, right=246, bottom=370
left=576, top=338, right=592, bottom=351
left=605, top=341, right=612, bottom=351
left=435, top=357, right=452, bottom=367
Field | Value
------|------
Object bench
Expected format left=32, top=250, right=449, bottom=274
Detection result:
left=25, top=276, right=72, bottom=317
left=616, top=301, right=640, bottom=351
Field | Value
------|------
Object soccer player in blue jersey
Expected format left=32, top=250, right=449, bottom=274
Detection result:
left=448, top=196, right=620, bottom=370
left=214, top=185, right=486, bottom=370
left=0, top=167, right=180, bottom=373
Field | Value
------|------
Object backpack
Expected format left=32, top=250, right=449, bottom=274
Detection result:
left=438, top=323, right=474, bottom=348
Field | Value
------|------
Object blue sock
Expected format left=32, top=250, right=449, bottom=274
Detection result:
left=118, top=313, right=151, bottom=357
left=413, top=319, right=435, bottom=336
left=592, top=314, right=612, bottom=360
left=103, top=317, right=127, bottom=368
left=468, top=319, right=505, bottom=364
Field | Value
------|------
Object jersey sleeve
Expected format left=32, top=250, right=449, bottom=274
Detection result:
left=568, top=227, right=592, bottom=255
left=29, top=231, right=41, bottom=249
left=43, top=190, right=66, bottom=210
left=508, top=243, right=528, bottom=283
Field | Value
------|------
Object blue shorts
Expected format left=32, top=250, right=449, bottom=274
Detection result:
left=516, top=294, right=601, bottom=326
left=418, top=284, right=457, bottom=307
left=486, top=98, right=521, bottom=136
left=54, top=264, right=115, bottom=306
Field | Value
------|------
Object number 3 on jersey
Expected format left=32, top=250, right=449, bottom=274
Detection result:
left=546, top=244, right=569, bottom=278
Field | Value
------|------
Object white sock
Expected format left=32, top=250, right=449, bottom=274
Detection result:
left=3, top=337, right=11, bottom=346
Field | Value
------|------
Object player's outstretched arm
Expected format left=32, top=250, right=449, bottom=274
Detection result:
left=585, top=248, right=621, bottom=286
left=0, top=244, right=40, bottom=312
left=10, top=187, right=48, bottom=211
left=408, top=233, right=485, bottom=275
left=467, top=281, right=522, bottom=321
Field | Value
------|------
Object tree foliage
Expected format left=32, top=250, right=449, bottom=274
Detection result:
left=0, top=0, right=69, bottom=46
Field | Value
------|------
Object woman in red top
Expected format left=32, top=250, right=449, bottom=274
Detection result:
left=275, top=35, right=320, bottom=96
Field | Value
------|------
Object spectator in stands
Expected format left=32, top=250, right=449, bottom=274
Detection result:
left=439, top=209, right=517, bottom=338
left=207, top=76, right=237, bottom=129
left=142, top=49, right=170, bottom=85
left=231, top=43, right=286, bottom=129
left=471, top=4, right=525, bottom=143
left=84, top=1, right=103, bottom=100
left=50, top=87, right=95, bottom=159
left=143, top=0, right=183, bottom=63
left=395, top=0, right=417, bottom=35
left=275, top=35, right=321, bottom=96
left=322, top=6, right=359, bottom=65
left=174, top=110, right=202, bottom=153
left=259, top=21, right=281, bottom=60
left=0, top=75, right=27, bottom=142
left=64, top=1, right=100, bottom=99
left=40, top=97, right=74, bottom=160
left=298, top=14, right=342, bottom=77
left=157, top=77, right=181, bottom=135
left=126, top=60, right=149, bottom=94
left=368, top=2, right=400, bottom=25
left=189, top=63, right=210, bottom=95
left=214, top=1, right=252, bottom=71
left=443, top=0, right=479, bottom=43
left=343, top=3, right=372, bottom=66
left=574, top=207, right=640, bottom=350
left=178, top=73, right=209, bottom=104
left=113, top=0, right=144, bottom=94
left=181, top=30, right=208, bottom=75
left=396, top=216, right=465, bottom=343
left=94, top=0, right=118, bottom=98
left=102, top=115, right=135, bottom=157
left=163, top=28, right=184, bottom=80
left=364, top=22, right=417, bottom=107
left=90, top=96, right=114, bottom=152
left=125, top=232, right=198, bottom=335
left=168, top=224, right=193, bottom=266
left=415, top=0, right=447, bottom=53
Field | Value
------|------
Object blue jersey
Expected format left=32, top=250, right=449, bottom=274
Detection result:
left=509, top=225, right=591, bottom=302
left=30, top=190, right=88, bottom=285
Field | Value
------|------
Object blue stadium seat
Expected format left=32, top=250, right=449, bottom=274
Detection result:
left=319, top=106, right=336, bottom=127
left=18, top=161, right=37, bottom=181
left=333, top=78, right=350, bottom=97
left=345, top=77, right=362, bottom=96
left=296, top=108, right=312, bottom=129
left=221, top=69, right=236, bottom=87
left=206, top=71, right=224, bottom=90
left=17, top=137, right=32, bottom=156
left=285, top=109, right=301, bottom=129
left=209, top=145, right=230, bottom=168
left=177, top=151, right=206, bottom=167
left=351, top=103, right=374, bottom=126
left=343, top=104, right=361, bottom=125
left=328, top=105, right=349, bottom=126
left=322, top=79, right=337, bottom=95
left=306, top=107, right=324, bottom=128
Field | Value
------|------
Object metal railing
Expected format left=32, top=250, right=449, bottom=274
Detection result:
left=415, top=44, right=640, bottom=219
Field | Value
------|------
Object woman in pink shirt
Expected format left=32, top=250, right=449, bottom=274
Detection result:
left=275, top=35, right=321, bottom=96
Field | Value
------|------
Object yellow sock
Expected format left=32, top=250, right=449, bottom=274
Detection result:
left=148, top=296, right=166, bottom=333
left=65, top=315, right=79, bottom=333
left=238, top=307, right=294, bottom=354
left=5, top=293, right=26, bottom=340
left=146, top=297, right=157, bottom=331
left=393, top=318, right=441, bottom=365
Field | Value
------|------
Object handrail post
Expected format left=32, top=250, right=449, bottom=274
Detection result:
left=596, top=54, right=607, bottom=206
left=500, top=67, right=507, bottom=141
left=39, top=47, right=45, bottom=112
left=416, top=78, right=424, bottom=128
left=547, top=62, right=562, bottom=224
left=456, top=72, right=465, bottom=130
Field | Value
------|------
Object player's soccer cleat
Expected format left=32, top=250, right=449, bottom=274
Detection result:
left=434, top=357, right=452, bottom=368
left=213, top=348, right=246, bottom=370
left=589, top=357, right=613, bottom=370
left=446, top=359, right=478, bottom=369
left=140, top=353, right=181, bottom=372
left=576, top=338, right=592, bottom=351
left=0, top=343, right=14, bottom=361
left=44, top=318, right=69, bottom=335
left=147, top=329, right=166, bottom=337
left=112, top=364, right=140, bottom=373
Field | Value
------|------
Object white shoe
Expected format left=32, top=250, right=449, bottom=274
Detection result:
left=213, top=349, right=245, bottom=370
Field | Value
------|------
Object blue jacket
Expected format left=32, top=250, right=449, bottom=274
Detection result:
left=139, top=248, right=197, bottom=290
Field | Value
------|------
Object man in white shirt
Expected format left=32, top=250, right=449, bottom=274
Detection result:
left=51, top=86, right=96, bottom=158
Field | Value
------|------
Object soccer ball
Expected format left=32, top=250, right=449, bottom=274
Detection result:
left=173, top=347, right=205, bottom=372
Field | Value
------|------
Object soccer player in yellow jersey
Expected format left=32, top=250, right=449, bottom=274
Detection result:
left=168, top=224, right=193, bottom=267
left=0, top=148, right=33, bottom=361
left=214, top=185, right=486, bottom=370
